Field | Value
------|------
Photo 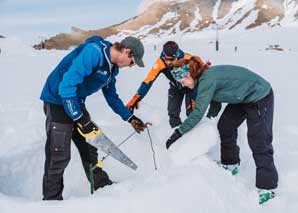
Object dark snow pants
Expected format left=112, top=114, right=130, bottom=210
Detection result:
left=217, top=90, right=278, bottom=189
left=167, top=84, right=193, bottom=128
left=42, top=103, right=111, bottom=200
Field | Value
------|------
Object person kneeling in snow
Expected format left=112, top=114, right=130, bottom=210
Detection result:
left=165, top=56, right=278, bottom=204
left=40, top=36, right=146, bottom=200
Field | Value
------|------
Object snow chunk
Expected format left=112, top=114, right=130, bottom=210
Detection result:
left=168, top=118, right=218, bottom=166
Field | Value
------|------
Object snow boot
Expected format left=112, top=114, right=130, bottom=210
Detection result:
left=258, top=189, right=275, bottom=204
left=216, top=161, right=239, bottom=176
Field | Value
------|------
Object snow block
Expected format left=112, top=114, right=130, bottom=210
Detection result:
left=168, top=118, right=218, bottom=166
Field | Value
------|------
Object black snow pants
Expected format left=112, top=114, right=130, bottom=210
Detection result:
left=217, top=90, right=278, bottom=189
left=42, top=103, right=112, bottom=200
left=167, top=83, right=193, bottom=128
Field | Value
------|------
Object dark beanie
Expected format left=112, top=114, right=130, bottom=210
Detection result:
left=163, top=41, right=179, bottom=57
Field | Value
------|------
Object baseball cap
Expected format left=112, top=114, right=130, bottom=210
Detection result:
left=121, top=36, right=145, bottom=67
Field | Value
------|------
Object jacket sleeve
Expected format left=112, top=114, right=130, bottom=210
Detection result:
left=102, top=78, right=133, bottom=121
left=136, top=58, right=165, bottom=99
left=58, top=43, right=101, bottom=120
left=179, top=79, right=217, bottom=134
left=183, top=53, right=192, bottom=60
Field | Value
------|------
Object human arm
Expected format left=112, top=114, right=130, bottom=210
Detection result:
left=59, top=43, right=101, bottom=121
left=102, top=78, right=133, bottom=121
left=178, top=79, right=217, bottom=134
left=102, top=79, right=146, bottom=133
left=127, top=58, right=165, bottom=112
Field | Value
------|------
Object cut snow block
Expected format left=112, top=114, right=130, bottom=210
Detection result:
left=168, top=118, right=218, bottom=166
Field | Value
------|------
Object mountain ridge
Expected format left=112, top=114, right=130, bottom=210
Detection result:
left=34, top=0, right=298, bottom=50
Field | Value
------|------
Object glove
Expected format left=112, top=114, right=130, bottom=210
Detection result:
left=206, top=101, right=221, bottom=118
left=166, top=129, right=183, bottom=149
left=186, top=100, right=195, bottom=111
left=126, top=94, right=141, bottom=113
left=128, top=115, right=146, bottom=133
left=76, top=114, right=102, bottom=139
left=206, top=112, right=217, bottom=118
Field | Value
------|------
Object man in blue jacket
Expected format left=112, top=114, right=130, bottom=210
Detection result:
left=40, top=36, right=146, bottom=200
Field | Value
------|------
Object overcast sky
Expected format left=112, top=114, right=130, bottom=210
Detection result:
left=0, top=0, right=142, bottom=41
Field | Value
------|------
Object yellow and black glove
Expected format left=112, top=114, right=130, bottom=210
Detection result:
left=76, top=114, right=101, bottom=139
left=126, top=94, right=141, bottom=113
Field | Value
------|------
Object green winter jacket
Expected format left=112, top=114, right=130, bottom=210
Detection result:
left=178, top=65, right=271, bottom=134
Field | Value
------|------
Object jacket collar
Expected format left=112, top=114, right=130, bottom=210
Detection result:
left=100, top=40, right=119, bottom=77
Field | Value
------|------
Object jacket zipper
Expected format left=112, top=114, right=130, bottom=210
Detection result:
left=100, top=41, right=113, bottom=89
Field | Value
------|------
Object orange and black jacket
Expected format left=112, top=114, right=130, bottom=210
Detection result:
left=136, top=49, right=191, bottom=100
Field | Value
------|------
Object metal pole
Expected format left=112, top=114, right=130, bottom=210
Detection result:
left=146, top=123, right=157, bottom=170
left=216, top=24, right=219, bottom=51
left=89, top=164, right=94, bottom=194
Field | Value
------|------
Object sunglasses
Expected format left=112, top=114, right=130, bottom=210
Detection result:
left=163, top=56, right=177, bottom=61
left=129, top=51, right=135, bottom=66
left=130, top=57, right=135, bottom=66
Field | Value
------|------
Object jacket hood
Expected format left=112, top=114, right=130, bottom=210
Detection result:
left=85, top=36, right=104, bottom=44
left=85, top=36, right=112, bottom=48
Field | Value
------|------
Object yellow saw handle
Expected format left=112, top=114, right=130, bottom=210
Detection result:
left=96, top=160, right=104, bottom=168
left=77, top=127, right=102, bottom=139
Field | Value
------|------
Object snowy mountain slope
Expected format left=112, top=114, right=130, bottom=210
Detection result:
left=34, top=0, right=298, bottom=50
left=1, top=25, right=298, bottom=212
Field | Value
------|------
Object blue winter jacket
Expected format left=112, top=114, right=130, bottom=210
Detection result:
left=40, top=36, right=132, bottom=121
